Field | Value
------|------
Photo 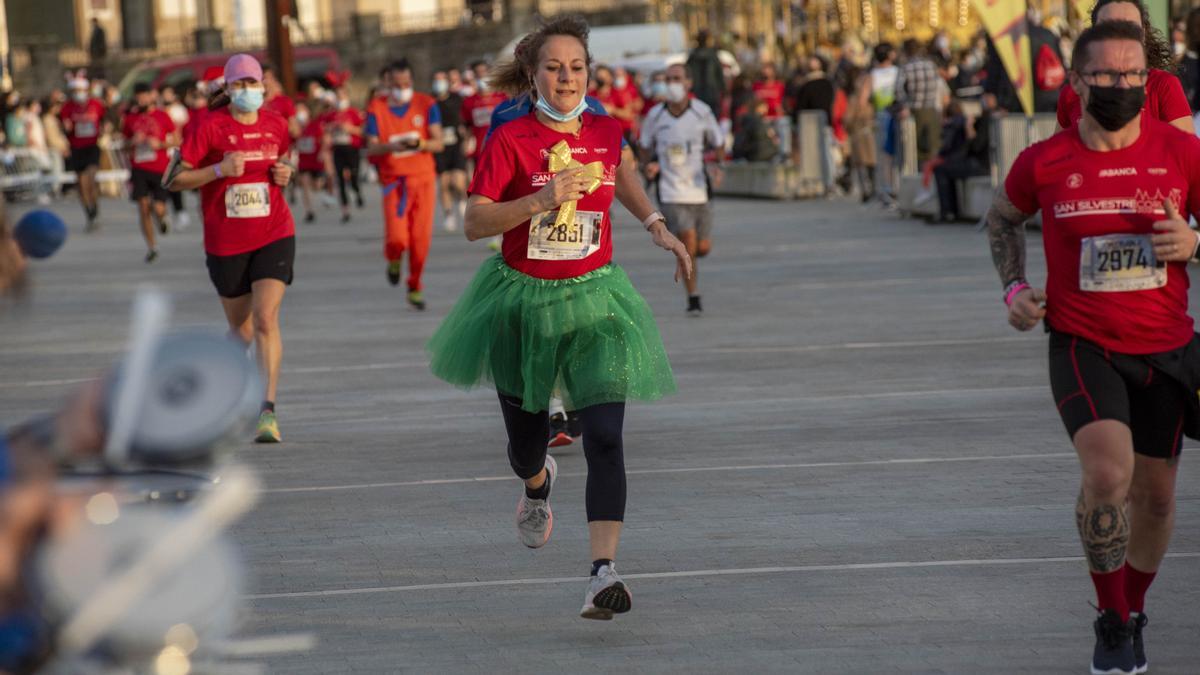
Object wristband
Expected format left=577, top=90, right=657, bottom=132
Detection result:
left=212, top=163, right=222, bottom=179
left=1004, top=280, right=1030, bottom=307
left=642, top=211, right=665, bottom=231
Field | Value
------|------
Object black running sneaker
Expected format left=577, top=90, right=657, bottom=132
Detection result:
left=1092, top=609, right=1136, bottom=675
left=548, top=412, right=572, bottom=448
left=386, top=261, right=401, bottom=286
left=686, top=295, right=702, bottom=317
left=1130, top=612, right=1148, bottom=674
left=304, top=212, right=315, bottom=223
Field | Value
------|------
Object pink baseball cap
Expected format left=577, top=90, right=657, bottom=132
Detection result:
left=223, top=54, right=263, bottom=84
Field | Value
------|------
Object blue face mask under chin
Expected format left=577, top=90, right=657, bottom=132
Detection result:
left=534, top=93, right=588, bottom=123
left=231, top=89, right=265, bottom=113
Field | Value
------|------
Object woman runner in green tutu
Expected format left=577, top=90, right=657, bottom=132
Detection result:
left=426, top=16, right=691, bottom=619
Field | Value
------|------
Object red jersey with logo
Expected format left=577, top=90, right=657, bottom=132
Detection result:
left=180, top=108, right=295, bottom=256
left=752, top=80, right=786, bottom=119
left=329, top=107, right=365, bottom=148
left=296, top=114, right=328, bottom=171
left=122, top=108, right=174, bottom=172
left=263, top=93, right=297, bottom=122
left=469, top=112, right=621, bottom=280
left=1056, top=69, right=1191, bottom=129
left=366, top=93, right=438, bottom=181
left=60, top=99, right=106, bottom=148
left=1005, top=116, right=1200, bottom=354
left=461, top=90, right=507, bottom=158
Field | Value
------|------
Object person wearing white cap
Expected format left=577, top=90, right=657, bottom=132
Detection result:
left=58, top=77, right=106, bottom=231
left=167, top=53, right=297, bottom=444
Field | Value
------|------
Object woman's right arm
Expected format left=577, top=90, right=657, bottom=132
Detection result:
left=464, top=166, right=590, bottom=241
left=169, top=153, right=241, bottom=191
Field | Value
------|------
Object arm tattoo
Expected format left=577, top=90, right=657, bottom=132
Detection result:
left=1077, top=500, right=1129, bottom=573
left=986, top=192, right=1034, bottom=288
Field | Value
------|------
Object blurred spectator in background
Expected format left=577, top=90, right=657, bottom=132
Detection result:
left=895, top=38, right=942, bottom=165
left=733, top=98, right=778, bottom=162
left=1181, top=8, right=1200, bottom=119
left=868, top=42, right=899, bottom=201
left=591, top=65, right=637, bottom=144
left=5, top=97, right=28, bottom=148
left=842, top=65, right=876, bottom=202
left=88, top=19, right=107, bottom=81
left=930, top=98, right=991, bottom=223
left=687, top=29, right=726, bottom=117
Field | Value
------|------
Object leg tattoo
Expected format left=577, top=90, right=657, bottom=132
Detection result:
left=1080, top=501, right=1130, bottom=573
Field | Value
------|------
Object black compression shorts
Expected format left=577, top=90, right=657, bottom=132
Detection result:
left=1048, top=329, right=1191, bottom=459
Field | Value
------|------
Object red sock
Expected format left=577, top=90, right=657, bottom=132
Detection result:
left=1090, top=568, right=1129, bottom=621
left=1123, top=562, right=1157, bottom=614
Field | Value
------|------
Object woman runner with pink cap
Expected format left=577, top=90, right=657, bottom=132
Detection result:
left=167, top=53, right=297, bottom=444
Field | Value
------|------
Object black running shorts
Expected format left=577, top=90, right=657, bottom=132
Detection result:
left=436, top=144, right=467, bottom=173
left=69, top=145, right=101, bottom=173
left=1048, top=329, right=1189, bottom=459
left=130, top=168, right=169, bottom=202
left=206, top=236, right=295, bottom=299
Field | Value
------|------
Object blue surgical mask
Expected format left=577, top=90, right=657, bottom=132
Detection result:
left=231, top=88, right=264, bottom=113
left=534, top=92, right=588, bottom=123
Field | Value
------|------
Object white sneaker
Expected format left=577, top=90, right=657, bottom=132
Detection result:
left=580, top=563, right=632, bottom=620
left=320, top=193, right=338, bottom=209
left=176, top=211, right=191, bottom=231
left=515, top=455, right=556, bottom=548
left=443, top=210, right=458, bottom=232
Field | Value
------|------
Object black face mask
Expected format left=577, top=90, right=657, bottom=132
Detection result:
left=1085, top=85, right=1145, bottom=131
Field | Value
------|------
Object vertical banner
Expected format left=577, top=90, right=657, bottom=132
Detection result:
left=972, top=0, right=1033, bottom=116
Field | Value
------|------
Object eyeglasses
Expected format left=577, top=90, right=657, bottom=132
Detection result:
left=1080, top=69, right=1149, bottom=87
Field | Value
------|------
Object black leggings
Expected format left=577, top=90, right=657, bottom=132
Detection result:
left=498, top=393, right=626, bottom=522
left=332, top=145, right=362, bottom=207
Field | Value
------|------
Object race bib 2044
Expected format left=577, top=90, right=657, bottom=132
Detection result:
left=1078, top=234, right=1167, bottom=292
left=225, top=182, right=270, bottom=219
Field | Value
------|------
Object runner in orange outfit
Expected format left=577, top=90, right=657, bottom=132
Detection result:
left=365, top=58, right=444, bottom=309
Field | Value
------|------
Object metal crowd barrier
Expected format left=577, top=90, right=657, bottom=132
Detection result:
left=990, top=113, right=1058, bottom=186
left=795, top=110, right=831, bottom=198
left=0, top=140, right=133, bottom=201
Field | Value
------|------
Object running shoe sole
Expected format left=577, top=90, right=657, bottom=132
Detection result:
left=548, top=432, right=573, bottom=448
left=581, top=583, right=632, bottom=620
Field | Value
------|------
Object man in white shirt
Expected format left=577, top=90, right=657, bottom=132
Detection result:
left=640, top=63, right=724, bottom=316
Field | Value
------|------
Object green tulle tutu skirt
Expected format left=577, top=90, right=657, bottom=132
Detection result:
left=427, top=255, right=676, bottom=413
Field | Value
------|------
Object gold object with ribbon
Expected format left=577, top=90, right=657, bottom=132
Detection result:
left=546, top=139, right=605, bottom=230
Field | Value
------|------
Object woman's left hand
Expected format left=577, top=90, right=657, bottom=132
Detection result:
left=270, top=161, right=294, bottom=187
left=649, top=220, right=692, bottom=282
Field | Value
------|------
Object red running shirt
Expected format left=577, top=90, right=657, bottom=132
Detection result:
left=180, top=108, right=295, bottom=256
left=329, top=107, right=365, bottom=149
left=469, top=112, right=621, bottom=280
left=296, top=115, right=327, bottom=171
left=1005, top=116, right=1200, bottom=354
left=461, top=90, right=508, bottom=158
left=121, top=108, right=175, bottom=172
left=263, top=93, right=297, bottom=122
left=60, top=99, right=106, bottom=148
left=1056, top=69, right=1192, bottom=129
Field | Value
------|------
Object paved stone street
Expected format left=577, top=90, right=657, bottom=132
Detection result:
left=3, top=190, right=1198, bottom=673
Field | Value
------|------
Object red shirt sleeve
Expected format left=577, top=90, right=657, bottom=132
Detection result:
left=180, top=116, right=213, bottom=167
left=1153, top=71, right=1192, bottom=123
left=1004, top=146, right=1039, bottom=214
left=468, top=125, right=514, bottom=202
